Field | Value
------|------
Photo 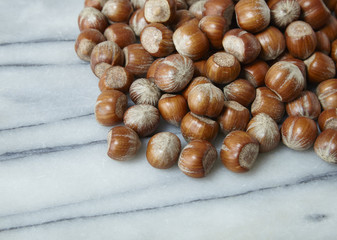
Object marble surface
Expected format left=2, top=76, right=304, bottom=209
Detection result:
left=1, top=0, right=337, bottom=239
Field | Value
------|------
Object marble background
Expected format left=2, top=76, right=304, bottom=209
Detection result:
left=0, top=0, right=337, bottom=239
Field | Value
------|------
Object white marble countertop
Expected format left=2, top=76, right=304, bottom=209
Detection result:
left=1, top=0, right=337, bottom=239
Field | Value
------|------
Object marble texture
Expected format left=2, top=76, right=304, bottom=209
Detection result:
left=0, top=0, right=337, bottom=239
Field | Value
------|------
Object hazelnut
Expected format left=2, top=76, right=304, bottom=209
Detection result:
left=176, top=0, right=188, bottom=10
left=182, top=76, right=211, bottom=100
left=265, top=61, right=305, bottom=102
left=146, top=132, right=181, bottom=169
left=331, top=39, right=337, bottom=63
left=123, top=43, right=154, bottom=77
left=104, top=23, right=136, bottom=49
left=158, top=94, right=188, bottom=126
left=129, top=8, right=149, bottom=36
left=123, top=104, right=160, bottom=137
left=102, top=0, right=133, bottom=23
left=320, top=16, right=337, bottom=42
left=251, top=87, right=285, bottom=123
left=323, top=0, right=337, bottom=11
left=241, top=60, right=269, bottom=87
left=188, top=83, right=225, bottom=118
left=199, top=16, right=228, bottom=49
left=205, top=52, right=241, bottom=84
left=146, top=58, right=164, bottom=80
left=315, top=31, right=331, bottom=55
left=154, top=54, right=194, bottom=93
left=171, top=9, right=195, bottom=31
left=78, top=7, right=108, bottom=33
left=94, top=63, right=113, bottom=79
left=280, top=56, right=307, bottom=80
left=314, top=129, right=337, bottom=164
left=131, top=0, right=146, bottom=9
left=285, top=21, right=317, bottom=60
left=173, top=19, right=210, bottom=61
left=203, top=0, right=234, bottom=25
left=217, top=101, right=250, bottom=135
left=85, top=0, right=108, bottom=11
left=178, top=139, right=217, bottom=178
left=140, top=23, right=174, bottom=57
left=193, top=60, right=207, bottom=77
left=318, top=108, right=337, bottom=131
left=75, top=29, right=106, bottom=62
left=129, top=78, right=161, bottom=106
left=304, top=52, right=336, bottom=84
left=281, top=116, right=318, bottom=151
left=235, top=0, right=270, bottom=33
left=181, top=112, right=219, bottom=142
left=220, top=130, right=259, bottom=173
left=246, top=113, right=280, bottom=153
left=189, top=0, right=206, bottom=20
left=268, top=0, right=300, bottom=28
left=98, top=66, right=134, bottom=93
left=107, top=126, right=141, bottom=161
left=90, top=41, right=124, bottom=76
left=144, top=0, right=176, bottom=24
left=95, top=90, right=128, bottom=126
left=255, top=26, right=285, bottom=61
left=223, top=79, right=256, bottom=107
left=286, top=91, right=321, bottom=120
left=296, top=0, right=330, bottom=30
left=316, top=79, right=337, bottom=110
left=222, top=28, right=261, bottom=64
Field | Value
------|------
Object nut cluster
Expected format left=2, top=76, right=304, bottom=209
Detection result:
left=76, top=0, right=337, bottom=177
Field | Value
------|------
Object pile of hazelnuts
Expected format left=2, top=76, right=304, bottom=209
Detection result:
left=75, top=0, right=337, bottom=178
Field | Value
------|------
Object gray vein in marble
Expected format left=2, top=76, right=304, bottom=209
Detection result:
left=1, top=170, right=336, bottom=233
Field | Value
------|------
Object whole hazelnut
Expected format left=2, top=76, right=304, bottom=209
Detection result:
left=107, top=126, right=141, bottom=161
left=199, top=15, right=228, bottom=49
left=181, top=112, right=219, bottom=142
left=98, top=66, right=134, bottom=93
left=241, top=60, right=269, bottom=87
left=102, top=0, right=133, bottom=23
left=95, top=90, right=128, bottom=126
left=78, top=7, right=108, bottom=33
left=318, top=109, right=337, bottom=131
left=104, top=23, right=136, bottom=49
left=296, top=0, right=330, bottom=30
left=123, top=104, right=160, bottom=137
left=144, top=0, right=176, bottom=24
left=268, top=0, right=300, bottom=28
left=75, top=29, right=106, bottom=62
left=223, top=79, right=256, bottom=107
left=188, top=83, right=225, bottom=118
left=129, top=8, right=149, bottom=36
left=129, top=78, right=161, bottom=106
left=220, top=130, right=260, bottom=173
left=246, top=113, right=280, bottom=153
left=146, top=132, right=181, bottom=169
left=304, top=52, right=336, bottom=84
left=316, top=79, right=337, bottom=111
left=178, top=139, right=217, bottom=178
left=314, top=129, right=337, bottom=164
left=286, top=91, right=321, bottom=120
left=281, top=116, right=318, bottom=151
left=158, top=94, right=188, bottom=126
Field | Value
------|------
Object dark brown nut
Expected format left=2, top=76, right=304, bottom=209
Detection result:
left=90, top=41, right=124, bottom=76
left=78, top=7, right=108, bottom=33
left=181, top=112, right=219, bottom=142
left=285, top=21, right=317, bottom=60
left=95, top=90, right=128, bottom=126
left=129, top=78, right=161, bottom=106
left=182, top=76, right=211, bottom=100
left=320, top=16, right=337, bottom=42
left=123, top=104, right=160, bottom=137
left=205, top=52, right=241, bottom=84
left=123, top=43, right=154, bottom=77
left=286, top=91, right=321, bottom=120
left=315, top=31, right=331, bottom=55
left=98, top=66, right=134, bottom=93
left=223, top=79, right=256, bottom=107
left=217, top=101, right=250, bottom=135
left=146, top=132, right=181, bottom=169
left=316, top=79, right=337, bottom=111
left=304, top=52, right=336, bottom=84
left=140, top=23, right=174, bottom=57
left=246, top=113, right=280, bottom=153
left=235, top=0, right=270, bottom=33
left=104, top=23, right=136, bottom=49
left=265, top=61, right=305, bottom=102
left=158, top=94, right=188, bottom=126
left=318, top=109, right=337, bottom=131
left=331, top=39, right=337, bottom=63
left=154, top=54, right=194, bottom=93
left=241, top=60, right=269, bottom=87
left=255, top=26, right=285, bottom=61
left=199, top=16, right=228, bottom=49
left=85, top=0, right=108, bottom=11
left=296, top=0, right=330, bottom=30
left=178, top=140, right=217, bottom=178
left=188, top=83, right=225, bottom=118
left=314, top=129, right=337, bottom=164
left=251, top=87, right=285, bottom=123
left=220, top=130, right=259, bottom=173
left=144, top=0, right=176, bottom=24
left=75, top=29, right=106, bottom=62
left=267, top=0, right=300, bottom=28
left=107, top=126, right=141, bottom=161
left=203, top=0, right=234, bottom=25
left=323, top=0, right=337, bottom=11
left=281, top=116, right=318, bottom=151
left=222, top=28, right=261, bottom=64
left=129, top=8, right=149, bottom=36
left=176, top=0, right=188, bottom=10
left=102, top=0, right=133, bottom=23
